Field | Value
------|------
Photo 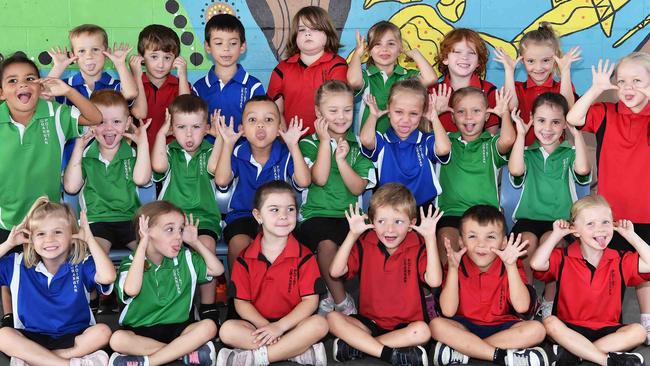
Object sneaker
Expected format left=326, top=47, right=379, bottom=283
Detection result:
left=288, top=342, right=327, bottom=366
left=642, top=320, right=650, bottom=346
left=9, top=358, right=28, bottom=366
left=391, top=346, right=428, bottom=366
left=505, top=348, right=548, bottom=366
left=70, top=350, right=109, bottom=366
left=2, top=313, right=14, bottom=328
left=433, top=342, right=469, bottom=366
left=182, top=341, right=216, bottom=365
left=334, top=293, right=357, bottom=315
left=607, top=352, right=644, bottom=366
left=216, top=348, right=254, bottom=366
left=332, top=338, right=365, bottom=362
left=108, top=353, right=148, bottom=366
left=536, top=300, right=553, bottom=320
left=550, top=344, right=579, bottom=366
left=318, top=291, right=335, bottom=315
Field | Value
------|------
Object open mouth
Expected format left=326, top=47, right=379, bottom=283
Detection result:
left=84, top=63, right=96, bottom=72
left=383, top=234, right=397, bottom=243
left=184, top=140, right=195, bottom=149
left=464, top=123, right=477, bottom=132
left=43, top=245, right=59, bottom=252
left=594, top=236, right=608, bottom=248
left=17, top=91, right=32, bottom=104
left=255, top=130, right=267, bottom=141
left=104, top=133, right=117, bottom=145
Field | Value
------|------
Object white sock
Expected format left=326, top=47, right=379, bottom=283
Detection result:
left=253, top=346, right=269, bottom=366
left=640, top=314, right=650, bottom=327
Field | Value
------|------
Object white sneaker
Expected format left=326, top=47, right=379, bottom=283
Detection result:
left=70, top=350, right=109, bottom=366
left=216, top=348, right=254, bottom=366
left=318, top=291, right=335, bottom=315
left=505, top=348, right=549, bottom=366
left=538, top=300, right=553, bottom=320
left=9, top=358, right=28, bottom=366
left=641, top=318, right=650, bottom=345
left=288, top=342, right=327, bottom=366
left=334, top=293, right=357, bottom=315
left=433, top=342, right=469, bottom=366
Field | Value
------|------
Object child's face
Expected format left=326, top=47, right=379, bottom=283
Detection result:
left=572, top=205, right=614, bottom=252
left=522, top=43, right=555, bottom=85
left=31, top=217, right=73, bottom=264
left=316, top=92, right=354, bottom=137
left=205, top=30, right=245, bottom=69
left=242, top=101, right=280, bottom=149
left=0, top=63, right=41, bottom=116
left=172, top=112, right=207, bottom=153
left=443, top=39, right=479, bottom=78
left=532, top=103, right=565, bottom=147
left=615, top=61, right=650, bottom=112
left=148, top=211, right=184, bottom=259
left=143, top=49, right=175, bottom=80
left=253, top=192, right=297, bottom=238
left=296, top=19, right=327, bottom=56
left=388, top=90, right=425, bottom=139
left=71, top=33, right=107, bottom=78
left=94, top=105, right=130, bottom=149
left=459, top=219, right=507, bottom=271
left=452, top=94, right=488, bottom=140
left=370, top=31, right=401, bottom=68
left=372, top=205, right=415, bottom=252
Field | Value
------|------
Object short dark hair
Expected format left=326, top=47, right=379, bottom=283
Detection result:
left=138, top=24, right=180, bottom=56
left=168, top=94, right=208, bottom=122
left=242, top=95, right=281, bottom=116
left=204, top=13, right=245, bottom=44
left=531, top=92, right=569, bottom=117
left=0, top=52, right=39, bottom=82
left=253, top=180, right=296, bottom=210
left=459, top=205, right=506, bottom=235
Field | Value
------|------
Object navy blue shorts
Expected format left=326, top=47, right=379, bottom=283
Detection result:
left=452, top=316, right=519, bottom=339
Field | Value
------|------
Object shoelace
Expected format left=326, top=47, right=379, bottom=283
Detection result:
left=507, top=351, right=533, bottom=366
left=449, top=349, right=467, bottom=363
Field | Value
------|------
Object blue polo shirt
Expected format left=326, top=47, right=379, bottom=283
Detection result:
left=192, top=64, right=265, bottom=131
left=0, top=253, right=112, bottom=337
left=57, top=71, right=121, bottom=105
left=224, top=139, right=295, bottom=224
left=361, top=128, right=448, bottom=206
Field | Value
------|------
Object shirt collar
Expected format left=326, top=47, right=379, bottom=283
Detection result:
left=168, top=139, right=212, bottom=154
left=385, top=128, right=422, bottom=144
left=245, top=233, right=302, bottom=261
left=527, top=139, right=572, bottom=151
left=235, top=139, right=283, bottom=164
left=85, top=139, right=133, bottom=161
left=364, top=230, right=422, bottom=255
left=206, top=64, right=247, bottom=87
left=366, top=63, right=408, bottom=77
left=459, top=254, right=504, bottom=277
left=70, top=71, right=115, bottom=88
left=142, top=72, right=179, bottom=88
left=617, top=100, right=650, bottom=116
left=449, top=130, right=492, bottom=143
left=0, top=98, right=51, bottom=124
left=441, top=73, right=483, bottom=89
left=525, top=75, right=556, bottom=89
left=287, top=52, right=336, bottom=68
left=566, top=240, right=619, bottom=261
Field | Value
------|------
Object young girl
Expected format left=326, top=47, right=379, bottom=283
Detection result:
left=267, top=6, right=348, bottom=135
left=509, top=93, right=590, bottom=318
left=360, top=78, right=451, bottom=208
left=217, top=181, right=329, bottom=366
left=108, top=201, right=223, bottom=366
left=494, top=22, right=581, bottom=145
left=566, top=53, right=650, bottom=342
left=298, top=80, right=376, bottom=315
left=530, top=195, right=648, bottom=366
left=347, top=20, right=437, bottom=133
left=0, top=197, right=115, bottom=366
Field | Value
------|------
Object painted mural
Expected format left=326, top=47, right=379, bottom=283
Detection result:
left=0, top=0, right=648, bottom=94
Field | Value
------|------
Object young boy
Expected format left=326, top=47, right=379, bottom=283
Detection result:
left=430, top=205, right=548, bottom=366
left=129, top=24, right=191, bottom=147
left=0, top=53, right=102, bottom=326
left=327, top=183, right=442, bottom=366
left=193, top=13, right=264, bottom=132
left=151, top=94, right=222, bottom=322
left=214, top=96, right=311, bottom=268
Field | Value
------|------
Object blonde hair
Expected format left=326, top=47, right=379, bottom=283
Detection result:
left=366, top=21, right=402, bottom=67
left=69, top=24, right=108, bottom=49
left=23, top=197, right=88, bottom=268
left=613, top=52, right=650, bottom=81
left=368, top=183, right=417, bottom=222
left=518, top=22, right=562, bottom=75
left=387, top=78, right=430, bottom=132
left=570, top=194, right=611, bottom=222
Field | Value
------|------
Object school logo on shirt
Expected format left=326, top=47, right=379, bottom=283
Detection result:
left=349, top=146, right=359, bottom=166
left=273, top=165, right=281, bottom=180
left=239, top=87, right=248, bottom=108
left=287, top=267, right=298, bottom=293
left=123, top=161, right=132, bottom=181
left=608, top=269, right=616, bottom=296
left=70, top=264, right=80, bottom=292
left=172, top=267, right=183, bottom=295
left=402, top=258, right=413, bottom=283
left=199, top=152, right=207, bottom=176
left=39, top=118, right=50, bottom=144
left=415, top=145, right=425, bottom=167
left=482, top=143, right=489, bottom=164
left=561, top=158, right=569, bottom=180
left=497, top=287, right=506, bottom=310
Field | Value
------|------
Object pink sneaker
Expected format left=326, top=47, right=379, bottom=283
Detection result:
left=70, top=350, right=109, bottom=366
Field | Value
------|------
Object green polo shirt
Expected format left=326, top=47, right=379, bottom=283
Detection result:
left=357, top=64, right=420, bottom=133
left=299, top=131, right=376, bottom=220
left=115, top=247, right=211, bottom=327
left=154, top=140, right=221, bottom=236
left=438, top=132, right=507, bottom=217
left=512, top=140, right=591, bottom=221
left=80, top=140, right=142, bottom=223
left=0, top=99, right=80, bottom=230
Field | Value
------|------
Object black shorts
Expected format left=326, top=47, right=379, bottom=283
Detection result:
left=565, top=322, right=624, bottom=342
left=223, top=217, right=259, bottom=244
left=437, top=216, right=461, bottom=230
left=511, top=219, right=554, bottom=238
left=197, top=229, right=221, bottom=243
left=122, top=320, right=193, bottom=344
left=297, top=217, right=349, bottom=252
left=90, top=221, right=136, bottom=249
left=18, top=328, right=84, bottom=350
left=0, top=229, right=23, bottom=254
left=610, top=223, right=650, bottom=252
left=351, top=314, right=408, bottom=337
left=451, top=316, right=519, bottom=339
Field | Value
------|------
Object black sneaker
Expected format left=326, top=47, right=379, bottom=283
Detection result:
left=391, top=346, right=428, bottom=366
left=332, top=338, right=365, bottom=362
left=1, top=313, right=13, bottom=328
left=607, top=352, right=644, bottom=366
left=550, top=344, right=579, bottom=366
left=505, top=348, right=549, bottom=366
left=433, top=342, right=468, bottom=365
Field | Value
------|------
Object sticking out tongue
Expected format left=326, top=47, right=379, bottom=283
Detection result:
left=595, top=236, right=607, bottom=248
left=465, top=123, right=476, bottom=132
left=255, top=130, right=266, bottom=140
left=104, top=134, right=116, bottom=145
left=18, top=92, right=31, bottom=104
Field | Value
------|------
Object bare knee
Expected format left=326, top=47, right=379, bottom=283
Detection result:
left=408, top=321, right=431, bottom=344
left=629, top=323, right=647, bottom=344
left=199, top=236, right=216, bottom=251
left=218, top=320, right=238, bottom=344
left=520, top=320, right=546, bottom=344
left=305, top=315, right=329, bottom=338
left=196, top=319, right=218, bottom=339
left=87, top=323, right=113, bottom=345
left=109, top=330, right=133, bottom=352
left=542, top=315, right=562, bottom=336
left=429, top=317, right=446, bottom=338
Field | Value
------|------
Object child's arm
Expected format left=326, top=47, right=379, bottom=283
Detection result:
left=493, top=48, right=520, bottom=110
left=214, top=115, right=243, bottom=187
left=529, top=220, right=573, bottom=271
left=46, top=47, right=78, bottom=79
left=103, top=43, right=138, bottom=100
left=330, top=203, right=374, bottom=278
left=439, top=238, right=466, bottom=317
left=488, top=87, right=516, bottom=154
left=427, top=92, right=452, bottom=157
left=63, top=130, right=95, bottom=194
left=567, top=123, right=590, bottom=176
left=39, top=78, right=102, bottom=125
left=253, top=295, right=319, bottom=347
left=405, top=48, right=437, bottom=87
left=410, top=206, right=444, bottom=287
left=182, top=214, right=225, bottom=276
left=123, top=119, right=152, bottom=186
left=279, top=117, right=311, bottom=188
left=360, top=94, right=387, bottom=151
left=555, top=46, right=582, bottom=108
left=234, top=299, right=273, bottom=329
left=507, top=109, right=532, bottom=177
left=347, top=31, right=365, bottom=90
left=151, top=110, right=172, bottom=173
left=75, top=211, right=116, bottom=284
left=206, top=110, right=224, bottom=175
left=491, top=234, right=530, bottom=313
left=335, top=138, right=368, bottom=196
left=122, top=215, right=150, bottom=297
left=0, top=224, right=29, bottom=258
left=173, top=56, right=191, bottom=95
left=614, top=220, right=650, bottom=272
left=566, top=59, right=617, bottom=127
left=308, top=118, right=332, bottom=186
left=128, top=55, right=148, bottom=120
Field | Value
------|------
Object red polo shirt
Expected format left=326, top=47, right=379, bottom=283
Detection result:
left=230, top=233, right=323, bottom=320
left=533, top=241, right=649, bottom=329
left=345, top=230, right=429, bottom=330
left=142, top=73, right=189, bottom=148
left=448, top=255, right=527, bottom=326
left=267, top=52, right=348, bottom=135
left=582, top=101, right=650, bottom=223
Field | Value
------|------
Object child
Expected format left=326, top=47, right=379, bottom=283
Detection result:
left=530, top=195, right=648, bottom=366
left=0, top=197, right=115, bottom=366
left=430, top=205, right=548, bottom=366
left=0, top=53, right=102, bottom=326
left=193, top=13, right=265, bottom=132
left=129, top=24, right=191, bottom=147
left=359, top=78, right=451, bottom=208
left=297, top=80, right=376, bottom=315
left=109, top=201, right=223, bottom=366
left=267, top=6, right=348, bottom=134
left=436, top=86, right=516, bottom=253
left=217, top=180, right=328, bottom=366
left=347, top=20, right=437, bottom=133
left=214, top=96, right=311, bottom=268
left=327, top=183, right=443, bottom=366
left=509, top=92, right=590, bottom=317
left=566, top=54, right=650, bottom=340
left=494, top=22, right=581, bottom=145
left=151, top=94, right=223, bottom=321
left=433, top=28, right=500, bottom=134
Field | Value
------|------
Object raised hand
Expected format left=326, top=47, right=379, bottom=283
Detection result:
left=160, top=109, right=173, bottom=137
left=182, top=213, right=200, bottom=247
left=591, top=59, right=617, bottom=92
left=362, top=94, right=388, bottom=118
left=335, top=138, right=349, bottom=162
left=492, top=233, right=528, bottom=266
left=129, top=55, right=144, bottom=78
left=614, top=219, right=635, bottom=236
left=344, top=203, right=374, bottom=236
left=3, top=222, right=29, bottom=248
left=354, top=31, right=366, bottom=57
left=430, top=83, right=452, bottom=116
left=252, top=322, right=284, bottom=346
left=444, top=238, right=466, bottom=269
left=72, top=210, right=95, bottom=243
left=137, top=215, right=151, bottom=247
left=314, top=117, right=330, bottom=142
left=493, top=47, right=520, bottom=72
left=172, top=56, right=187, bottom=75
left=48, top=46, right=78, bottom=69
left=38, top=77, right=72, bottom=98
left=103, top=42, right=133, bottom=66
left=486, top=87, right=512, bottom=118
left=403, top=48, right=423, bottom=61
left=217, top=115, right=243, bottom=145
left=279, top=116, right=308, bottom=147
left=511, top=108, right=532, bottom=136
left=552, top=219, right=574, bottom=238
left=207, top=109, right=222, bottom=139
left=410, top=205, right=443, bottom=240
left=124, top=119, right=151, bottom=145
left=555, top=46, right=582, bottom=74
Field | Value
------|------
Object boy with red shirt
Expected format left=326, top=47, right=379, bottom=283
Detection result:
left=327, top=183, right=443, bottom=366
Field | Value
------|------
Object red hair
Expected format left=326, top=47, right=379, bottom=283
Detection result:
left=435, top=28, right=488, bottom=78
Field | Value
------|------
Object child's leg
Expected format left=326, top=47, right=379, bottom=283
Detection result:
left=519, top=232, right=538, bottom=283
left=0, top=327, right=71, bottom=366
left=95, top=237, right=112, bottom=253
left=198, top=234, right=217, bottom=305
left=52, top=324, right=112, bottom=359
left=430, top=317, right=497, bottom=361
left=636, top=283, right=650, bottom=316
left=227, top=234, right=252, bottom=273
left=483, top=320, right=546, bottom=349
left=437, top=227, right=460, bottom=265
left=593, top=323, right=646, bottom=353
left=317, top=240, right=346, bottom=303
left=543, top=316, right=609, bottom=366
